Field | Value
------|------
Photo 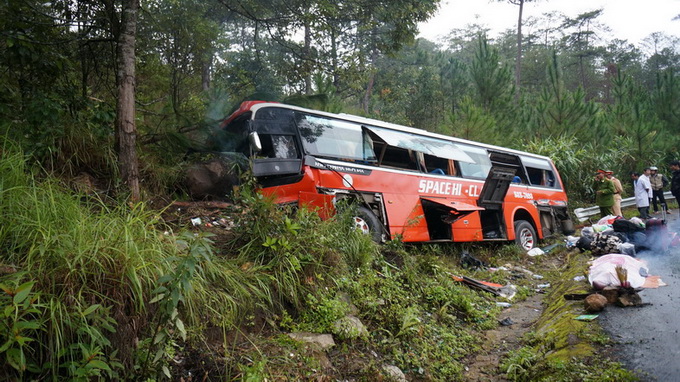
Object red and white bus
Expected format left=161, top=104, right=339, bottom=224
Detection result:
left=220, top=101, right=573, bottom=250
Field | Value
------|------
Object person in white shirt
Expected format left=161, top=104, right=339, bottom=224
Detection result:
left=631, top=168, right=652, bottom=219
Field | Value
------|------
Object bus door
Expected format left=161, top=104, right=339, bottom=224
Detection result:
left=248, top=119, right=303, bottom=179
left=477, top=151, right=522, bottom=239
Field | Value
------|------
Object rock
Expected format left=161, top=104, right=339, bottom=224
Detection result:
left=584, top=293, right=608, bottom=313
left=185, top=158, right=240, bottom=200
left=382, top=365, right=407, bottom=382
left=332, top=315, right=368, bottom=340
left=287, top=332, right=335, bottom=351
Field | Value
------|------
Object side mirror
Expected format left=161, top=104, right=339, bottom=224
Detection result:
left=248, top=131, right=262, bottom=153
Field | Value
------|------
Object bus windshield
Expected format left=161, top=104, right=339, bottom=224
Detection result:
left=297, top=113, right=376, bottom=162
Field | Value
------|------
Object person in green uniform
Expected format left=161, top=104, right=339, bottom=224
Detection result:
left=593, top=169, right=616, bottom=217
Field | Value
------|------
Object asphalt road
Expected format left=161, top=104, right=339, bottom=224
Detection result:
left=599, top=214, right=680, bottom=380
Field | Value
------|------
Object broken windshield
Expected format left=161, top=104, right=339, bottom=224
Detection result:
left=297, top=113, right=377, bottom=162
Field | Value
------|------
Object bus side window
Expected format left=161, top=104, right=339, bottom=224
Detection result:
left=526, top=167, right=557, bottom=188
left=381, top=146, right=418, bottom=170
left=526, top=167, right=543, bottom=186
left=545, top=170, right=556, bottom=187
left=423, top=153, right=452, bottom=176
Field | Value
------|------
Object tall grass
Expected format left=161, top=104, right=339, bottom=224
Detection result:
left=0, top=142, right=181, bottom=378
left=0, top=138, right=380, bottom=379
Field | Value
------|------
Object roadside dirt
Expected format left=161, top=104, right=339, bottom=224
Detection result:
left=463, top=293, right=545, bottom=381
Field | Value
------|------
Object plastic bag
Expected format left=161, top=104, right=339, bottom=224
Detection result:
left=617, top=242, right=636, bottom=257
left=629, top=217, right=646, bottom=228
left=581, top=226, right=595, bottom=238
left=588, top=254, right=648, bottom=289
left=597, top=215, right=619, bottom=225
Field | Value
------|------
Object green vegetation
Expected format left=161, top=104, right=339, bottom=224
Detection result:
left=0, top=143, right=486, bottom=380
left=1, top=140, right=633, bottom=380
left=2, top=1, right=675, bottom=379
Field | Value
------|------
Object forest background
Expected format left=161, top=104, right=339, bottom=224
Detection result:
left=1, top=1, right=678, bottom=380
left=2, top=0, right=679, bottom=204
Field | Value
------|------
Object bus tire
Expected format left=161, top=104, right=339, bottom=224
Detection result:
left=353, top=206, right=384, bottom=243
left=514, top=220, right=537, bottom=250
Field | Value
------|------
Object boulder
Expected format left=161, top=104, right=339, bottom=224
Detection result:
left=382, top=365, right=407, bottom=382
left=332, top=315, right=368, bottom=340
left=185, top=158, right=240, bottom=200
left=287, top=332, right=335, bottom=351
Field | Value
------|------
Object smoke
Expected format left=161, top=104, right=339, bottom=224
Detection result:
left=635, top=217, right=680, bottom=272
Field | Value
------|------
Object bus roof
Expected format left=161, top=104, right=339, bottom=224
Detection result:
left=226, top=101, right=554, bottom=162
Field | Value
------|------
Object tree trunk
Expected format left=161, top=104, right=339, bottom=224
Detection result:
left=304, top=21, right=312, bottom=94
left=331, top=28, right=339, bottom=90
left=115, top=0, right=140, bottom=201
left=515, top=0, right=524, bottom=101
left=201, top=54, right=212, bottom=92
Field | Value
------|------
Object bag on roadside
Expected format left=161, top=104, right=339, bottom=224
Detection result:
left=613, top=218, right=645, bottom=234
left=590, top=233, right=624, bottom=256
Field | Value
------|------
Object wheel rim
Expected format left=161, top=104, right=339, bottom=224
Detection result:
left=519, top=227, right=535, bottom=250
left=353, top=216, right=370, bottom=235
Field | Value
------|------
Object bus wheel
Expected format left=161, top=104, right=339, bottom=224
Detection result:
left=514, top=220, right=537, bottom=250
left=353, top=206, right=384, bottom=243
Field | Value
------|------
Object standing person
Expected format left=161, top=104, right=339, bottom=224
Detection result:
left=649, top=166, right=670, bottom=213
left=631, top=170, right=652, bottom=219
left=670, top=160, right=680, bottom=209
left=605, top=170, right=624, bottom=216
left=593, top=170, right=616, bottom=218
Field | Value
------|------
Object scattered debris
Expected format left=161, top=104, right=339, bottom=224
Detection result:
left=450, top=274, right=502, bottom=295
left=563, top=293, right=591, bottom=301
left=540, top=243, right=562, bottom=253
left=616, top=288, right=643, bottom=307
left=574, top=314, right=599, bottom=321
left=171, top=200, right=233, bottom=209
left=527, top=247, right=544, bottom=256
left=488, top=266, right=509, bottom=272
left=498, top=317, right=514, bottom=326
left=449, top=274, right=516, bottom=300
left=496, top=302, right=512, bottom=308
left=600, top=287, right=620, bottom=304
left=506, top=265, right=543, bottom=280
left=460, top=251, right=486, bottom=269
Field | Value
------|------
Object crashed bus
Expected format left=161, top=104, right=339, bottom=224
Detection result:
left=220, top=101, right=573, bottom=250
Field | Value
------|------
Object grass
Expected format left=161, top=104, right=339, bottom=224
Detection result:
left=0, top=137, right=646, bottom=381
